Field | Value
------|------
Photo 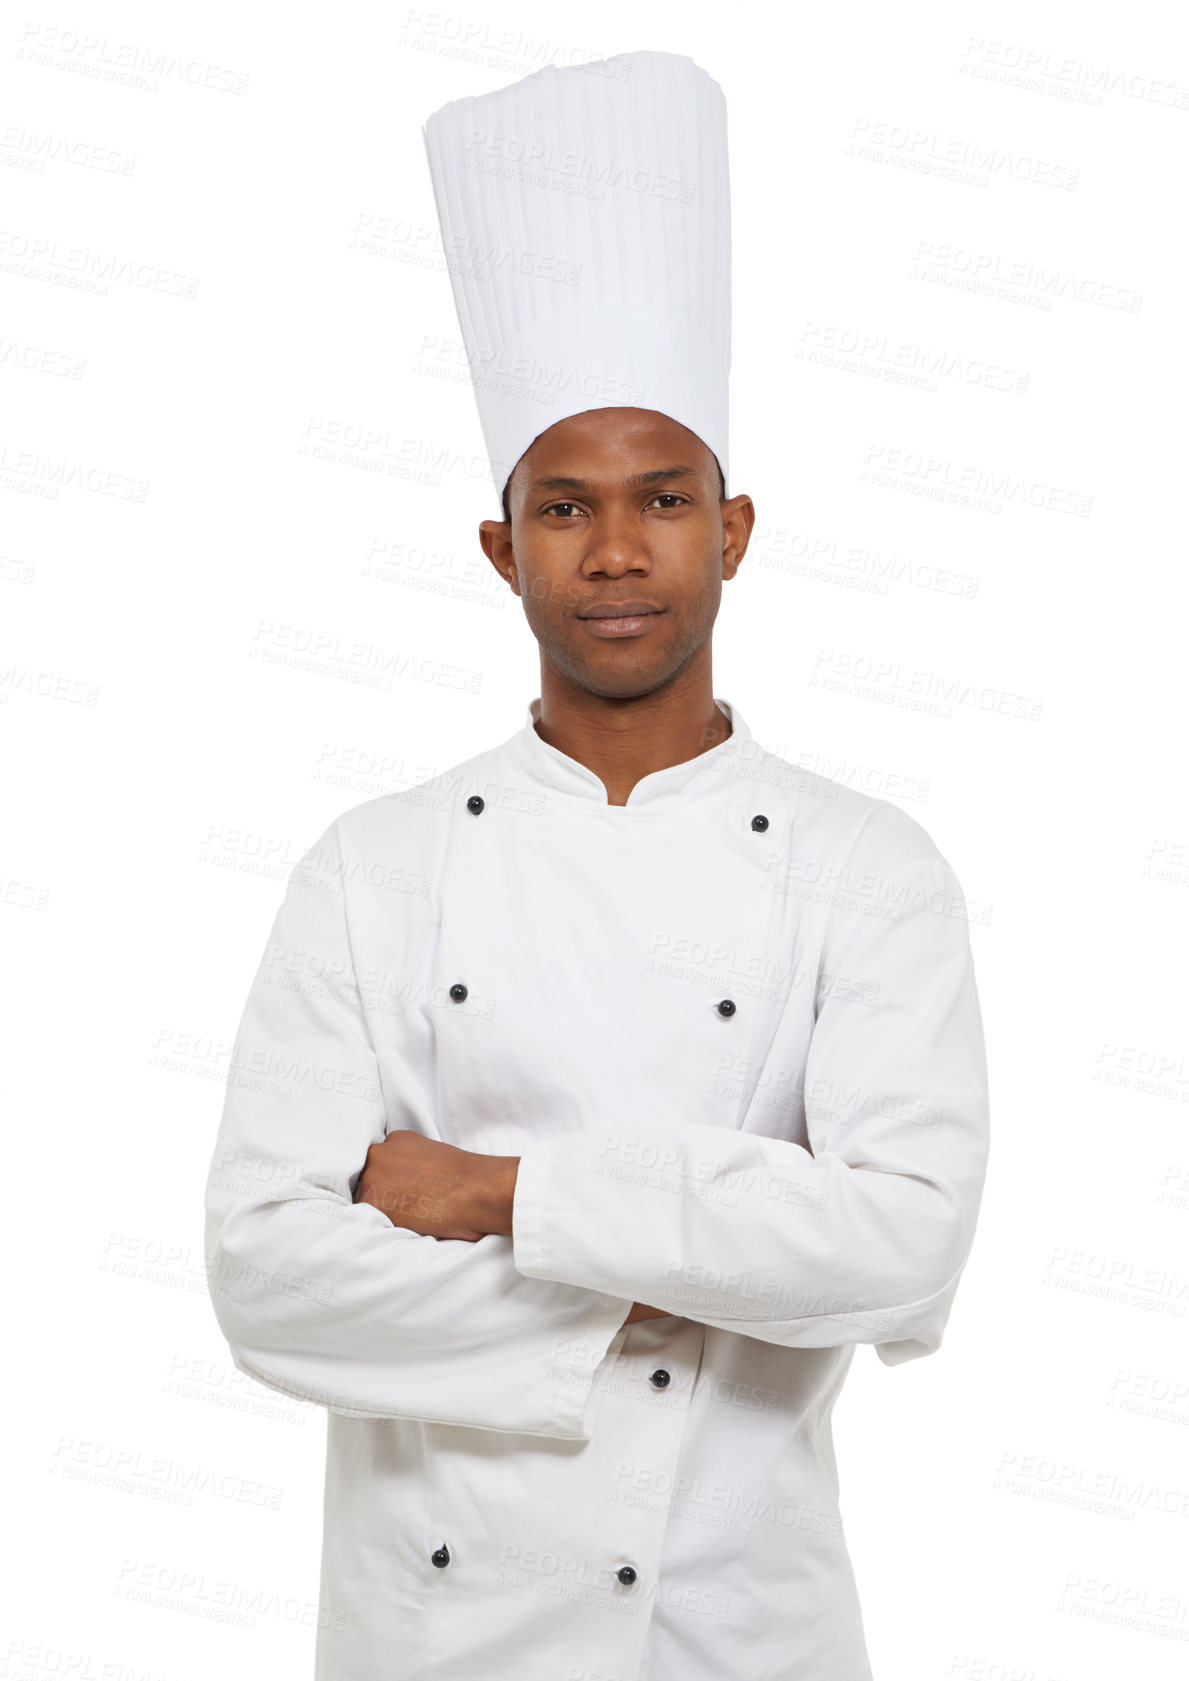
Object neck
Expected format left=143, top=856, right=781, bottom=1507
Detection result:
left=533, top=660, right=730, bottom=807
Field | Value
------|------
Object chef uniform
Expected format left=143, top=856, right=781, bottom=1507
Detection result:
left=203, top=51, right=990, bottom=1681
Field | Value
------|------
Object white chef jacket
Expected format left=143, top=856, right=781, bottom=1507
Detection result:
left=203, top=696, right=990, bottom=1681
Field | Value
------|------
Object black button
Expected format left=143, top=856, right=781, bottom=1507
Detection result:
left=466, top=795, right=485, bottom=814
left=650, top=1369, right=671, bottom=1388
left=431, top=1543, right=450, bottom=1568
left=716, top=998, right=736, bottom=1017
left=449, top=983, right=468, bottom=1002
left=617, top=1566, right=637, bottom=1585
left=751, top=813, right=769, bottom=831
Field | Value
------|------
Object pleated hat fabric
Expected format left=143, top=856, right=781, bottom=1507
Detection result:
left=423, top=51, right=731, bottom=508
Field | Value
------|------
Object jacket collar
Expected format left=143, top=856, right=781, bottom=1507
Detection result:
left=501, top=695, right=754, bottom=810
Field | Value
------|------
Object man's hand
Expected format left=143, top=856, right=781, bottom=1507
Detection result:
left=354, top=1130, right=518, bottom=1241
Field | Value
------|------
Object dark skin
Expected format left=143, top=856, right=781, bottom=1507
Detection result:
left=355, top=407, right=756, bottom=1329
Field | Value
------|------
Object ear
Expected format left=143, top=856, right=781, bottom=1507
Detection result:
left=478, top=520, right=520, bottom=595
left=720, top=494, right=755, bottom=581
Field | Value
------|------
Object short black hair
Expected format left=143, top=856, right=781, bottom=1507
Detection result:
left=501, top=456, right=726, bottom=522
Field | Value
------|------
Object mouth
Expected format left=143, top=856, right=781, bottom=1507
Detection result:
left=576, top=603, right=666, bottom=640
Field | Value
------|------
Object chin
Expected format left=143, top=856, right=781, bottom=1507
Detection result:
left=575, top=664, right=676, bottom=701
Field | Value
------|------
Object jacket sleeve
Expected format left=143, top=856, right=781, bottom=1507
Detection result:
left=203, top=817, right=632, bottom=1436
left=511, top=801, right=991, bottom=1366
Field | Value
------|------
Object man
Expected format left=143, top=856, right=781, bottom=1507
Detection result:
left=203, top=50, right=989, bottom=1681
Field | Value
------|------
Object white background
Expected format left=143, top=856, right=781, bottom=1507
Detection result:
left=3, top=1, right=1187, bottom=1676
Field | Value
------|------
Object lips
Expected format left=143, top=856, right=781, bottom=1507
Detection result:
left=576, top=603, right=666, bottom=640
left=578, top=601, right=663, bottom=619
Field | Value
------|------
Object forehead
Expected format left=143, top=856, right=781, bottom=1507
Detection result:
left=516, top=407, right=715, bottom=486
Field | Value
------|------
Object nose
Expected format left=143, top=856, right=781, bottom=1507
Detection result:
left=581, top=505, right=650, bottom=578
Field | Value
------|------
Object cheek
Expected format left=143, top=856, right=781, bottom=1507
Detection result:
left=666, top=537, right=724, bottom=603
left=516, top=559, right=584, bottom=617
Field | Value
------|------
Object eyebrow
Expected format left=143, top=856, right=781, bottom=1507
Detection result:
left=527, top=465, right=698, bottom=494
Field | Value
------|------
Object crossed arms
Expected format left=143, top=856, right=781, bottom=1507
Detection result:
left=203, top=807, right=989, bottom=1435
left=354, top=1130, right=671, bottom=1327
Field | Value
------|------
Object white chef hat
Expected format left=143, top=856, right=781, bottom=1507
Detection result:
left=422, top=50, right=731, bottom=512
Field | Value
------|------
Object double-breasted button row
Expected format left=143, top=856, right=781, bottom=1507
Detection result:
left=430, top=1541, right=636, bottom=1587
left=457, top=799, right=761, bottom=1027
left=465, top=797, right=769, bottom=829
left=451, top=983, right=737, bottom=1017
left=452, top=982, right=738, bottom=1015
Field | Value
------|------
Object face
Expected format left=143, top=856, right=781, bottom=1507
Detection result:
left=478, top=408, right=754, bottom=700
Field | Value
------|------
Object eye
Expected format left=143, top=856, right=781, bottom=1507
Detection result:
left=649, top=493, right=688, bottom=510
left=542, top=501, right=587, bottom=519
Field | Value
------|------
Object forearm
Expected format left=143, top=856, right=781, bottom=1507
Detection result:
left=356, top=1141, right=668, bottom=1325
left=478, top=1156, right=519, bottom=1236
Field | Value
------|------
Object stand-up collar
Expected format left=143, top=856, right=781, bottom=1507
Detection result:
left=499, top=696, right=754, bottom=811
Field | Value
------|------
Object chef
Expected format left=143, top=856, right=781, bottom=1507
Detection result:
left=203, top=50, right=990, bottom=1681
